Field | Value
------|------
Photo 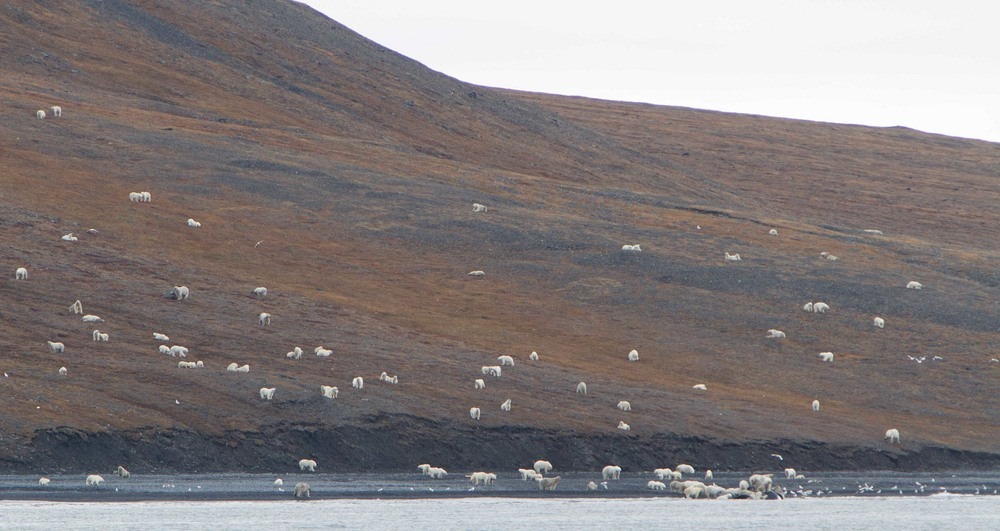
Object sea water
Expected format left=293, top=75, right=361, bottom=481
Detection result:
left=1, top=495, right=997, bottom=530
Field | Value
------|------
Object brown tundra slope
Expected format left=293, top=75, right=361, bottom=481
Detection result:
left=1, top=0, right=998, bottom=474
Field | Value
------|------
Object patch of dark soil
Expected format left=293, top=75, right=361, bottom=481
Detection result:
left=19, top=416, right=1000, bottom=475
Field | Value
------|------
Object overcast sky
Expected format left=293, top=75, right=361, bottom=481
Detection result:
left=301, top=1, right=998, bottom=143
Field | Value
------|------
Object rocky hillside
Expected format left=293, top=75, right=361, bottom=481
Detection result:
left=1, top=0, right=998, bottom=474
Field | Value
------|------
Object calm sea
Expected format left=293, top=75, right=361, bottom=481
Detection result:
left=1, top=496, right=997, bottom=530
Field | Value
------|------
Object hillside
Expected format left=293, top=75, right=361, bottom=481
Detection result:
left=1, top=0, right=998, bottom=474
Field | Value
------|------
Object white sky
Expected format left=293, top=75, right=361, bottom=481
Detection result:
left=301, top=1, right=999, bottom=143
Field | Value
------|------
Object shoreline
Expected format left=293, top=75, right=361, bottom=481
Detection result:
left=3, top=470, right=998, bottom=502
left=0, top=490, right=994, bottom=503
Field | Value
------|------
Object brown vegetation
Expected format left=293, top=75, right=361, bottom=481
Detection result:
left=1, top=0, right=997, bottom=473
